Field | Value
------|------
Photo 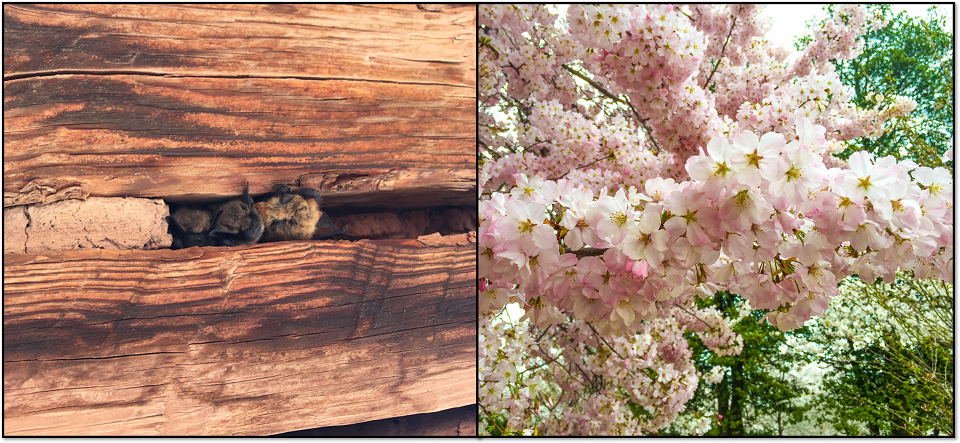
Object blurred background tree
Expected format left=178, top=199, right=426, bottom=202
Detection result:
left=787, top=6, right=954, bottom=435
left=661, top=293, right=815, bottom=436
left=804, top=275, right=953, bottom=436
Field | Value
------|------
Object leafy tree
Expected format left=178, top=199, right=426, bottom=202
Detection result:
left=805, top=275, right=954, bottom=436
left=668, top=9, right=954, bottom=436
left=786, top=7, right=954, bottom=435
left=663, top=292, right=813, bottom=436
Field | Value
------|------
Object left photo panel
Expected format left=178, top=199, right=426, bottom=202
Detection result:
left=3, top=4, right=477, bottom=436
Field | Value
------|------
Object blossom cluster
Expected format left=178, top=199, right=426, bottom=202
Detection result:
left=479, top=310, right=706, bottom=435
left=481, top=118, right=952, bottom=332
left=480, top=4, right=917, bottom=187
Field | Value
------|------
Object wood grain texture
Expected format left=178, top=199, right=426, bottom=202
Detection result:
left=3, top=4, right=476, bottom=208
left=3, top=239, right=477, bottom=436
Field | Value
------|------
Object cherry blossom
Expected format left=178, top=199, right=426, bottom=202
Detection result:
left=478, top=3, right=952, bottom=436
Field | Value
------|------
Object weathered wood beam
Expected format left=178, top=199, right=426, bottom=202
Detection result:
left=3, top=4, right=476, bottom=84
left=2, top=4, right=476, bottom=208
left=3, top=239, right=477, bottom=436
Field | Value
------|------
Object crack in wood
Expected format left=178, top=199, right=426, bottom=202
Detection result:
left=169, top=318, right=474, bottom=351
left=6, top=350, right=185, bottom=363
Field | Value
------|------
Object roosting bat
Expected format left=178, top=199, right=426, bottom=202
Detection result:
left=167, top=206, right=223, bottom=250
left=208, top=183, right=264, bottom=247
left=167, top=183, right=345, bottom=249
left=254, top=184, right=347, bottom=242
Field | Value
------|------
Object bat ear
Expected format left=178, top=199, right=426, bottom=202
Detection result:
left=280, top=194, right=295, bottom=205
left=209, top=210, right=224, bottom=228
left=166, top=216, right=184, bottom=233
left=300, top=188, right=322, bottom=207
left=241, top=213, right=264, bottom=243
left=243, top=182, right=254, bottom=207
left=316, top=212, right=337, bottom=229
left=209, top=229, right=231, bottom=238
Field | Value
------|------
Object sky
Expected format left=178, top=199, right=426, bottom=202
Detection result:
left=763, top=4, right=953, bottom=49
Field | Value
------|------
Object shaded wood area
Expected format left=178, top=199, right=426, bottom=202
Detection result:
left=2, top=4, right=476, bottom=208
left=3, top=239, right=477, bottom=436
left=278, top=404, right=477, bottom=436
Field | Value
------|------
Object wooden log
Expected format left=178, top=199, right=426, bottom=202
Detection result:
left=2, top=4, right=476, bottom=208
left=3, top=239, right=477, bottom=436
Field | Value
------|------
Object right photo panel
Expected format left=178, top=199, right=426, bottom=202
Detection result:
left=477, top=4, right=954, bottom=436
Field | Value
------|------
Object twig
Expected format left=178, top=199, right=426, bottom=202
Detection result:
left=562, top=64, right=662, bottom=155
left=538, top=343, right=588, bottom=393
left=585, top=321, right=625, bottom=360
left=555, top=155, right=608, bottom=180
left=563, top=64, right=624, bottom=103
left=674, top=303, right=718, bottom=332
left=634, top=112, right=662, bottom=155
left=562, top=247, right=608, bottom=258
left=704, top=9, right=739, bottom=88
left=535, top=324, right=552, bottom=342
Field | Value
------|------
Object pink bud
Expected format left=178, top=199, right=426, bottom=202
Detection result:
left=479, top=278, right=487, bottom=291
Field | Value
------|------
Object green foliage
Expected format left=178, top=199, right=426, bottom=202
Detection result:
left=670, top=9, right=953, bottom=436
left=667, top=292, right=814, bottom=436
left=481, top=411, right=525, bottom=436
left=809, top=275, right=954, bottom=436
left=818, top=337, right=953, bottom=435
left=803, top=5, right=954, bottom=168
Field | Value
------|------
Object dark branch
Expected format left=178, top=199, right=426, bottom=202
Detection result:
left=562, top=247, right=608, bottom=258
left=585, top=321, right=625, bottom=360
left=555, top=154, right=609, bottom=180
left=704, top=9, right=739, bottom=88
left=562, top=64, right=662, bottom=155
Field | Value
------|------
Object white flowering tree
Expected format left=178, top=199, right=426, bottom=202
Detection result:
left=478, top=4, right=953, bottom=435
left=789, top=274, right=954, bottom=435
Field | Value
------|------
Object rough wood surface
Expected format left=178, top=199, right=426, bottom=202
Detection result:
left=3, top=4, right=476, bottom=208
left=3, top=239, right=477, bottom=436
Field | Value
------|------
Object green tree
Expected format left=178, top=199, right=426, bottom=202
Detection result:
left=791, top=9, right=954, bottom=432
left=664, top=292, right=813, bottom=436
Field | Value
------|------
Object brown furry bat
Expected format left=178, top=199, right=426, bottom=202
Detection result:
left=254, top=185, right=346, bottom=242
left=209, top=183, right=264, bottom=246
left=168, top=206, right=222, bottom=250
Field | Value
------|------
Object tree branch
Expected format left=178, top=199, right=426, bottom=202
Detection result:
left=555, top=154, right=609, bottom=180
left=562, top=64, right=662, bottom=154
left=563, top=64, right=624, bottom=104
left=562, top=247, right=608, bottom=258
left=704, top=10, right=739, bottom=88
left=585, top=321, right=625, bottom=360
